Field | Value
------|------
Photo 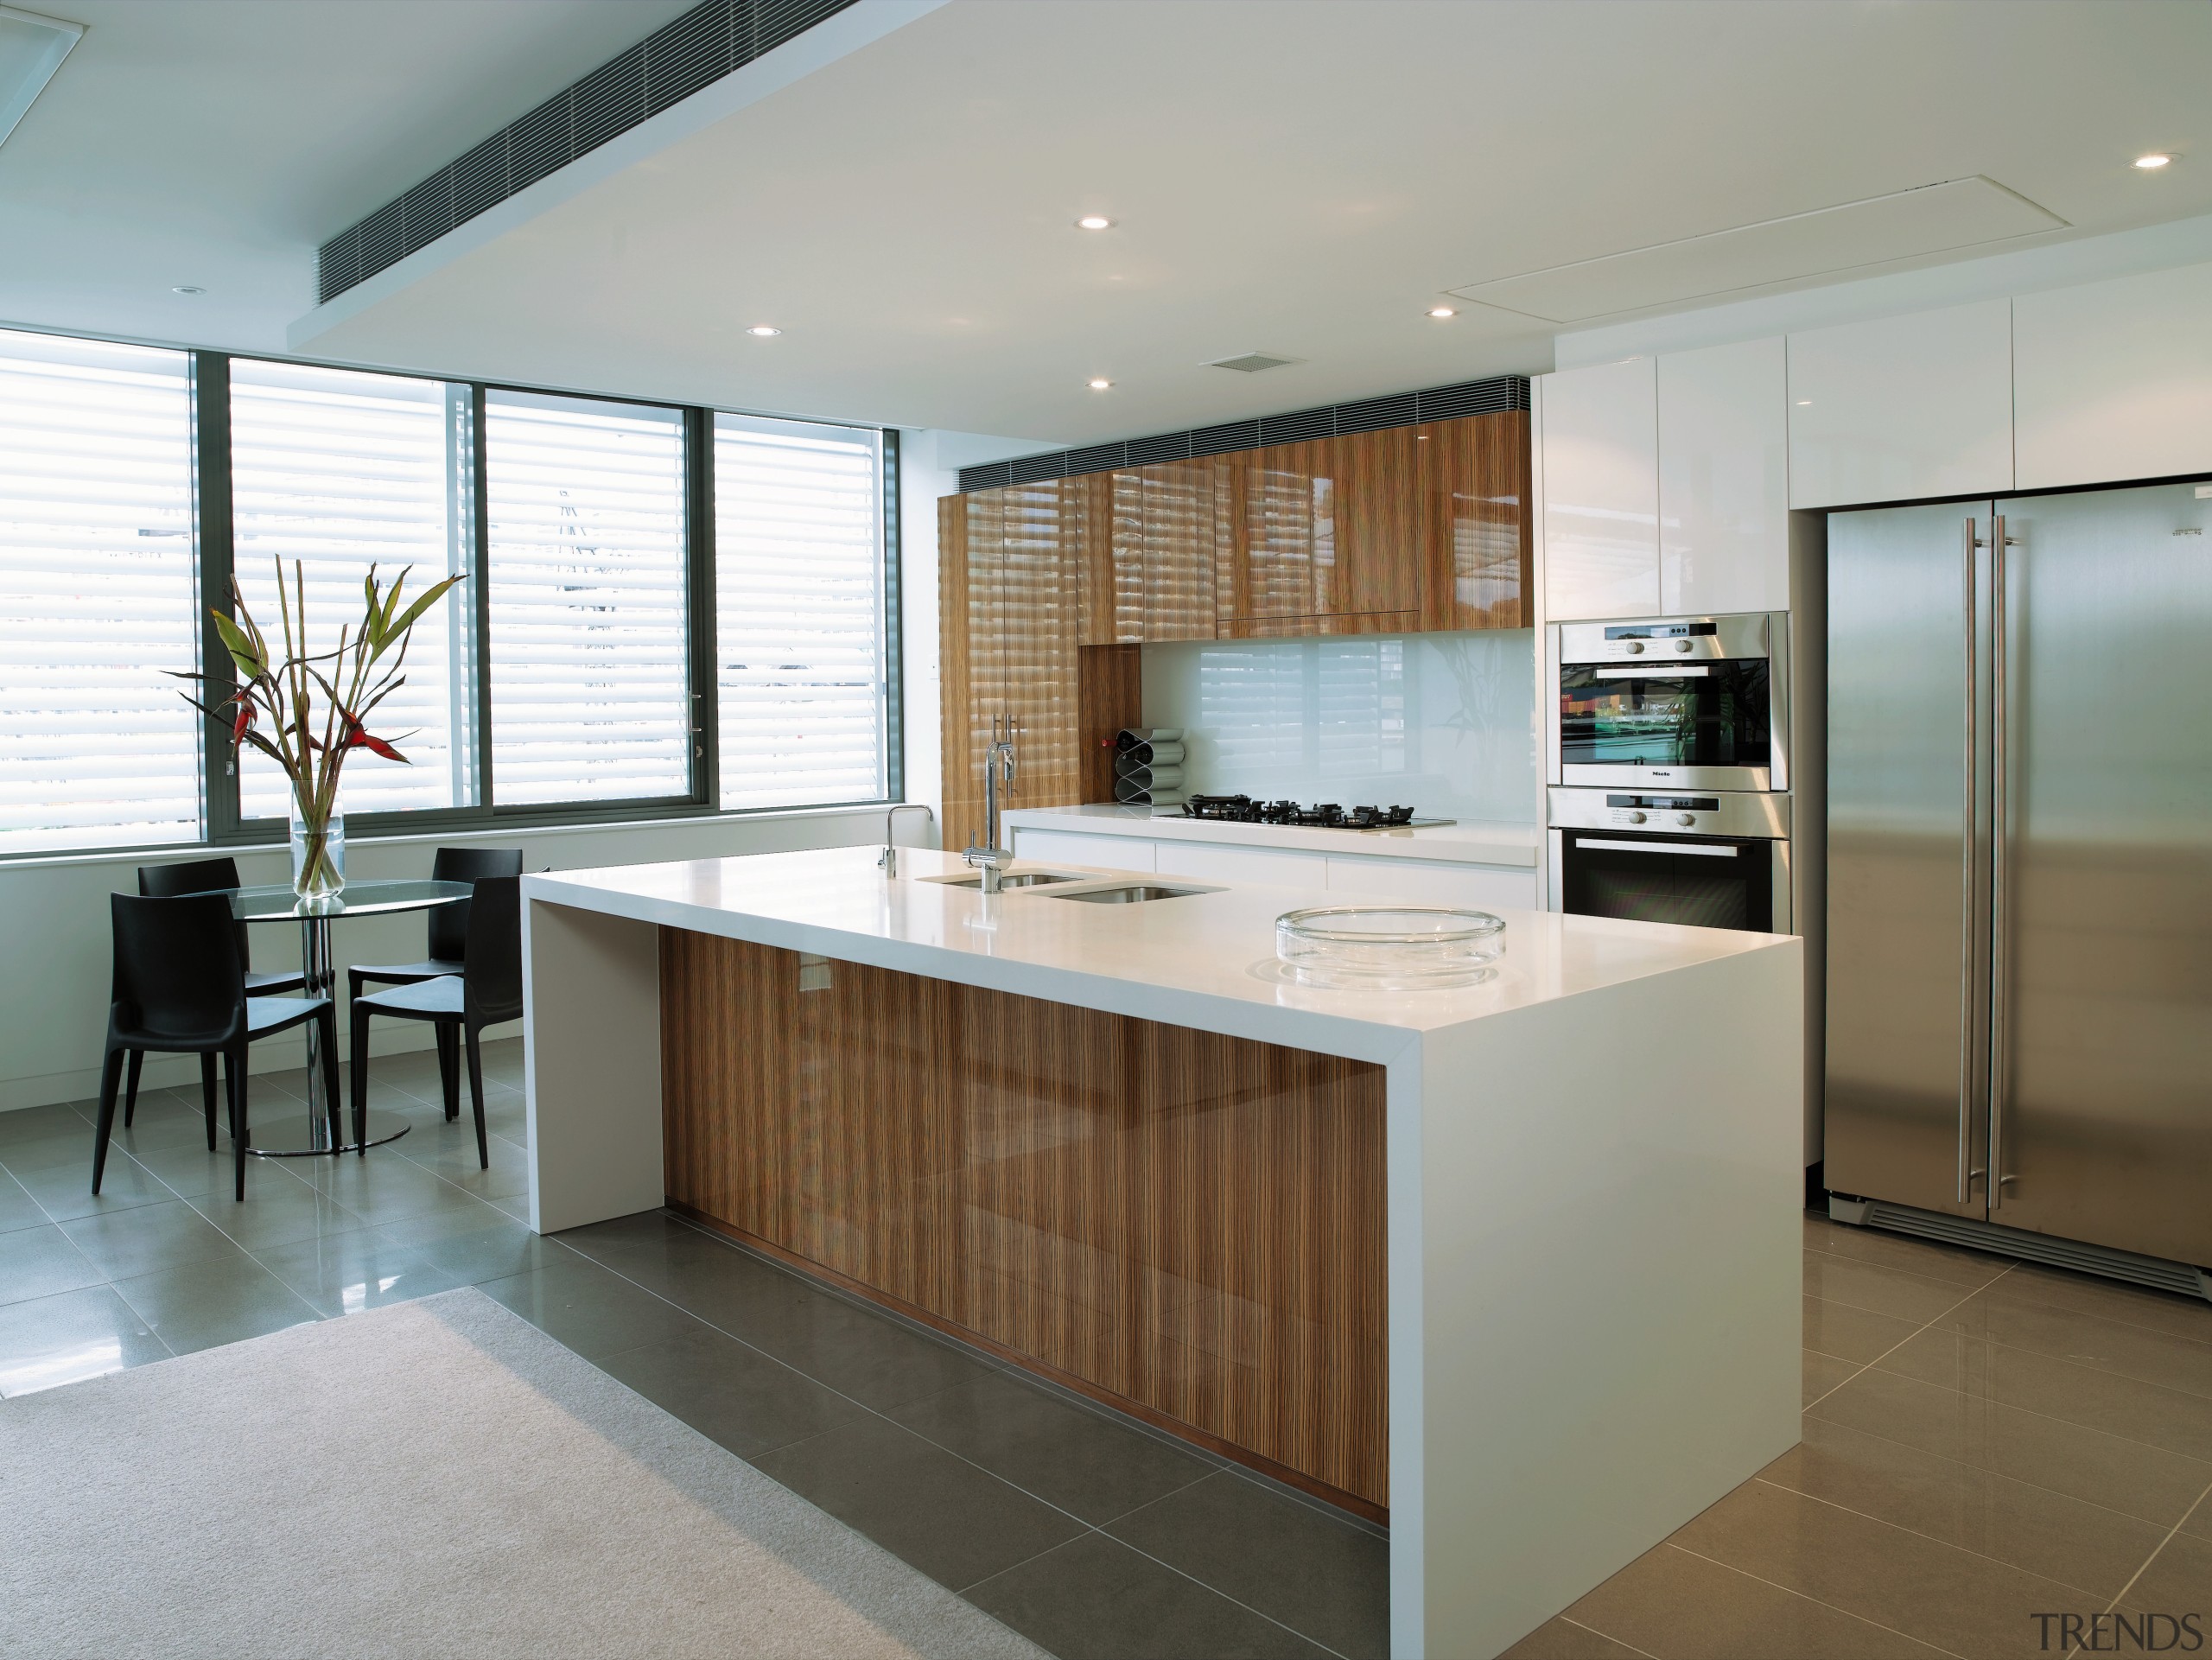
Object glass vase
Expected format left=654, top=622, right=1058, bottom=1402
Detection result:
left=289, top=792, right=346, bottom=909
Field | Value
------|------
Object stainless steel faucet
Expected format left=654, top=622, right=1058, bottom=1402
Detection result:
left=964, top=713, right=1018, bottom=894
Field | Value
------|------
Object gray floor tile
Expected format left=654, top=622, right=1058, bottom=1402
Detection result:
left=250, top=1227, right=466, bottom=1318
left=750, top=1414, right=1088, bottom=1593
left=598, top=1322, right=867, bottom=1458
left=181, top=1162, right=363, bottom=1250
left=16, top=1148, right=173, bottom=1222
left=0, top=1223, right=105, bottom=1307
left=372, top=1207, right=564, bottom=1284
left=59, top=1198, right=247, bottom=1282
left=99, top=1089, right=226, bottom=1154
left=1498, top=1617, right=1653, bottom=1658
left=1, top=1127, right=104, bottom=1177
left=111, top=1253, right=321, bottom=1356
left=293, top=1148, right=485, bottom=1225
left=583, top=1231, right=998, bottom=1411
left=1107, top=1471, right=1389, bottom=1660
left=476, top=1255, right=702, bottom=1361
left=398, top=1128, right=530, bottom=1201
left=129, top=1140, right=262, bottom=1201
left=0, top=1284, right=170, bottom=1396
left=0, top=1168, right=48, bottom=1235
left=0, top=1102, right=94, bottom=1148
left=890, top=1367, right=1215, bottom=1526
left=965, top=1530, right=1333, bottom=1660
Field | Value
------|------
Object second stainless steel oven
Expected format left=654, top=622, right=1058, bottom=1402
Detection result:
left=1547, top=612, right=1788, bottom=793
left=1548, top=787, right=1791, bottom=933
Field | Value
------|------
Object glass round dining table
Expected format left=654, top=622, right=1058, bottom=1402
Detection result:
left=225, top=880, right=473, bottom=1156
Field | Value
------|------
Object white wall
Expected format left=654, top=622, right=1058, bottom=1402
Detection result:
left=1, top=805, right=931, bottom=1115
left=1138, top=631, right=1539, bottom=824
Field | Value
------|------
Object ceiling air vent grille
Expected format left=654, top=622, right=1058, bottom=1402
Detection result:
left=954, top=373, right=1529, bottom=493
left=1208, top=353, right=1301, bottom=374
left=315, top=0, right=859, bottom=305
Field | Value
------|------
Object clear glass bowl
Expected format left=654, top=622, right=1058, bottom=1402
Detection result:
left=1275, top=905, right=1506, bottom=989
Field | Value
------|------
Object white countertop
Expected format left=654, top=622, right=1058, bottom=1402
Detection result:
left=1001, top=803, right=1540, bottom=868
left=523, top=845, right=1782, bottom=1063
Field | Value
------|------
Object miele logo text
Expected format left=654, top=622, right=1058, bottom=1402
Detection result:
left=2033, top=1612, right=2204, bottom=1651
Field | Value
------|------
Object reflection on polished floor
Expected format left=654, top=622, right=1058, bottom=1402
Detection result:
left=9, top=1077, right=2211, bottom=1660
left=1507, top=1217, right=2212, bottom=1660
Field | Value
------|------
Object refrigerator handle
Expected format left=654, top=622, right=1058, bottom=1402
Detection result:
left=1989, top=514, right=2017, bottom=1208
left=1959, top=518, right=1981, bottom=1205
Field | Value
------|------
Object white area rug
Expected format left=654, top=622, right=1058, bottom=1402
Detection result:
left=0, top=1288, right=1050, bottom=1660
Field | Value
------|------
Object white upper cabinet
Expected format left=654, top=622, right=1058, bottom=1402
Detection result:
left=1787, top=299, right=2013, bottom=508
left=1656, top=337, right=1789, bottom=616
left=1541, top=357, right=1661, bottom=620
left=2014, top=261, right=2212, bottom=491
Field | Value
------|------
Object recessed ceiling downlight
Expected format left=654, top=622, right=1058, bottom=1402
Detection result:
left=746, top=325, right=781, bottom=337
left=1088, top=378, right=1112, bottom=391
left=171, top=285, right=206, bottom=296
left=1427, top=307, right=1456, bottom=319
left=2135, top=153, right=2174, bottom=170
left=1075, top=215, right=1113, bottom=231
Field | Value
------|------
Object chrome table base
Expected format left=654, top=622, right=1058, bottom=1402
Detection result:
left=245, top=913, right=411, bottom=1159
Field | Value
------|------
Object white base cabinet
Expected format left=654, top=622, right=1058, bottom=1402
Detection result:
left=1012, top=825, right=1537, bottom=908
left=1324, top=855, right=1538, bottom=911
left=1012, top=830, right=1156, bottom=873
left=1154, top=841, right=1324, bottom=886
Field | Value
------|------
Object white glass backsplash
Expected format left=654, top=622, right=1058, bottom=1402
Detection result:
left=1138, top=631, right=1538, bottom=822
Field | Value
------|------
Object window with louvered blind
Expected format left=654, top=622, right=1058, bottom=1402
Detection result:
left=0, top=329, right=200, bottom=854
left=483, top=390, right=690, bottom=806
left=231, top=359, right=473, bottom=820
left=712, top=413, right=886, bottom=809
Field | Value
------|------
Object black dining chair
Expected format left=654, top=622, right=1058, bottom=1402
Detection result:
left=348, top=875, right=521, bottom=1171
left=130, top=858, right=306, bottom=1134
left=347, top=847, right=522, bottom=1118
left=94, top=892, right=339, bottom=1202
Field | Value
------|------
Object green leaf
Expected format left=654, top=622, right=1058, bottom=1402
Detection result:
left=372, top=572, right=462, bottom=661
left=210, top=610, right=264, bottom=679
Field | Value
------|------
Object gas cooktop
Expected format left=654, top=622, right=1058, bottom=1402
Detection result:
left=1179, top=794, right=1453, bottom=830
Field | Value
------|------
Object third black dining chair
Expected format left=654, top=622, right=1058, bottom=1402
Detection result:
left=348, top=875, right=522, bottom=1170
left=94, top=892, right=338, bottom=1201
left=348, top=846, right=522, bottom=1121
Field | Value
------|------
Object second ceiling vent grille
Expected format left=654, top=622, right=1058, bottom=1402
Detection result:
left=955, top=373, right=1529, bottom=493
left=316, top=0, right=857, bottom=305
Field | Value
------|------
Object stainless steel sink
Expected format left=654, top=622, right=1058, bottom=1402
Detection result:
left=925, top=870, right=1086, bottom=889
left=1044, top=883, right=1205, bottom=905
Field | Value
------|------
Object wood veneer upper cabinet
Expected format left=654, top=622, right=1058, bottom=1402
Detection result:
left=998, top=480, right=1084, bottom=813
left=1322, top=426, right=1422, bottom=618
left=1074, top=469, right=1143, bottom=646
left=1417, top=411, right=1531, bottom=630
left=1219, top=440, right=1327, bottom=621
left=1135, top=457, right=1219, bottom=640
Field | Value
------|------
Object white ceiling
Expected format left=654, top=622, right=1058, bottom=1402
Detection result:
left=0, top=0, right=689, bottom=350
left=7, top=0, right=2212, bottom=448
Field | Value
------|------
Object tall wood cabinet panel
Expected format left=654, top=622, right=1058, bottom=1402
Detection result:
left=1787, top=298, right=2012, bottom=508
left=1418, top=411, right=1531, bottom=631
left=1541, top=357, right=1662, bottom=620
left=1656, top=336, right=1789, bottom=616
left=938, top=491, right=995, bottom=852
left=2013, top=261, right=2212, bottom=490
left=1217, top=429, right=1425, bottom=628
left=1075, top=469, right=1144, bottom=646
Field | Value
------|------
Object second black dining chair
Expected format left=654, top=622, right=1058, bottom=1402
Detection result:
left=348, top=846, right=522, bottom=1121
left=94, top=892, right=339, bottom=1201
left=349, top=875, right=522, bottom=1170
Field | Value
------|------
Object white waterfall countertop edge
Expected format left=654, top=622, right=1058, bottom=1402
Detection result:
left=520, top=845, right=1783, bottom=1065
left=1001, top=803, right=1540, bottom=867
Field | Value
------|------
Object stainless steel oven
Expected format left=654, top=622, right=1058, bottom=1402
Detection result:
left=1547, top=612, right=1788, bottom=793
left=1548, top=787, right=1790, bottom=933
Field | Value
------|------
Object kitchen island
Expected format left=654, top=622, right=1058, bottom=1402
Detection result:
left=519, top=847, right=1801, bottom=1660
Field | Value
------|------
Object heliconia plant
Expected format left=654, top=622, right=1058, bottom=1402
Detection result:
left=173, top=560, right=462, bottom=900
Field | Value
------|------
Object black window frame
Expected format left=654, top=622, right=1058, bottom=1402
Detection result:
left=0, top=326, right=903, bottom=862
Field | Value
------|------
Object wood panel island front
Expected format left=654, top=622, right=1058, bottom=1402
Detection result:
left=519, top=847, right=1802, bottom=1660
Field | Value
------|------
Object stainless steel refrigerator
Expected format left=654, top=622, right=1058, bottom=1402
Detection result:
left=1825, top=480, right=2212, bottom=1284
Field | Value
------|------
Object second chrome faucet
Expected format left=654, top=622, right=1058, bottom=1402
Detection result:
left=964, top=713, right=1019, bottom=894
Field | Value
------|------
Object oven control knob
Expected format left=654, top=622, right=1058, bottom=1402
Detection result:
left=1622, top=640, right=1644, bottom=654
left=1675, top=812, right=1695, bottom=826
left=1625, top=811, right=1646, bottom=824
left=1673, top=639, right=1694, bottom=653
